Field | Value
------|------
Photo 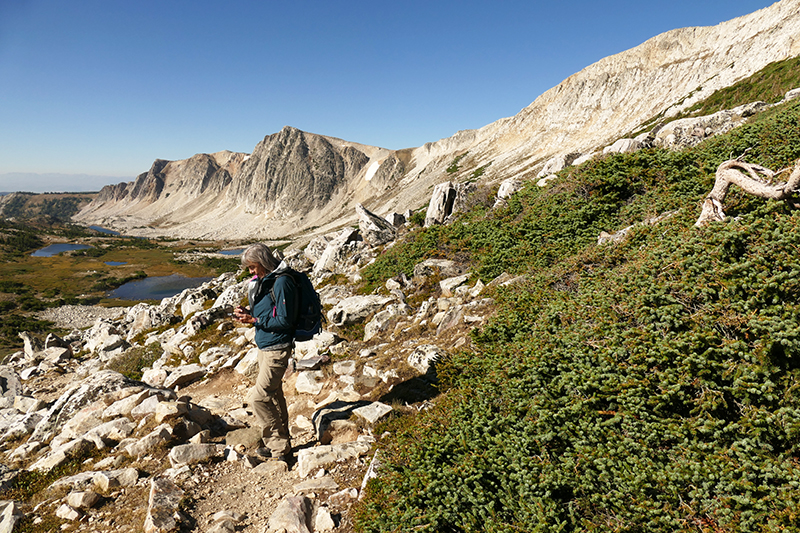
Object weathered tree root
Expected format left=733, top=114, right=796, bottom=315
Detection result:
left=695, top=157, right=800, bottom=227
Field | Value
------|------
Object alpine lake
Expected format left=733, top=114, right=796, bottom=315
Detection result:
left=0, top=221, right=248, bottom=354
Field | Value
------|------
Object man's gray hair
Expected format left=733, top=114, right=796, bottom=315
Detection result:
left=241, top=243, right=280, bottom=272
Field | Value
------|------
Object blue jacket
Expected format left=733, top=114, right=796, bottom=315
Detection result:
left=249, top=261, right=297, bottom=350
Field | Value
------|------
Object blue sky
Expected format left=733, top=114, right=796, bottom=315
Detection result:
left=0, top=0, right=777, bottom=192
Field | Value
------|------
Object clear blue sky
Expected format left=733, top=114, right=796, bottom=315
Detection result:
left=0, top=0, right=777, bottom=191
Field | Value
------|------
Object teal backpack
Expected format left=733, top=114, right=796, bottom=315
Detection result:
left=271, top=269, right=323, bottom=342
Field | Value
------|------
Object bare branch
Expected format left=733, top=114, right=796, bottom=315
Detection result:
left=695, top=158, right=800, bottom=227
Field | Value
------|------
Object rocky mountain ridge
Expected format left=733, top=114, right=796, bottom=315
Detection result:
left=75, top=0, right=800, bottom=243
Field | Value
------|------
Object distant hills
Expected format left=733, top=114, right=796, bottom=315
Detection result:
left=0, top=173, right=131, bottom=194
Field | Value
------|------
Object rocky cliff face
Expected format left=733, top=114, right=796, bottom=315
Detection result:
left=225, top=127, right=370, bottom=217
left=398, top=0, right=800, bottom=192
left=74, top=0, right=800, bottom=241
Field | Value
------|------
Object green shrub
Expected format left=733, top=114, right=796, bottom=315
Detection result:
left=447, top=153, right=468, bottom=174
left=409, top=209, right=427, bottom=227
left=684, top=55, right=800, bottom=117
left=105, top=343, right=163, bottom=381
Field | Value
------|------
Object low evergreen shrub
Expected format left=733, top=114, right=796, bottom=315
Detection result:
left=355, top=97, right=800, bottom=532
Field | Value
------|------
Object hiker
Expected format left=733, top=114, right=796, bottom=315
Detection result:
left=233, top=243, right=296, bottom=462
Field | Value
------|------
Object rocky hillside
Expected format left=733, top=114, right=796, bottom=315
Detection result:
left=74, top=0, right=800, bottom=241
left=0, top=201, right=493, bottom=532
left=0, top=193, right=96, bottom=223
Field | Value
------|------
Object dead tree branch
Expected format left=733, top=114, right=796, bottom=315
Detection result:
left=695, top=158, right=800, bottom=227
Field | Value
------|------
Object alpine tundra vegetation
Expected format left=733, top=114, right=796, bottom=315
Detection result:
left=354, top=98, right=800, bottom=531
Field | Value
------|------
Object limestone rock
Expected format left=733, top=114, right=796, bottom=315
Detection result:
left=144, top=476, right=185, bottom=533
left=294, top=330, right=340, bottom=361
left=131, top=395, right=166, bottom=420
left=603, top=138, right=642, bottom=155
left=363, top=303, right=410, bottom=342
left=13, top=396, right=43, bottom=414
left=126, top=303, right=176, bottom=341
left=168, top=443, right=221, bottom=468
left=295, top=371, right=325, bottom=396
left=304, top=233, right=334, bottom=264
left=353, top=402, right=393, bottom=424
left=296, top=440, right=372, bottom=478
left=93, top=467, right=139, bottom=492
left=84, top=417, right=136, bottom=443
left=56, top=503, right=82, bottom=521
left=413, top=259, right=464, bottom=279
left=234, top=348, right=260, bottom=382
left=328, top=487, right=359, bottom=508
left=573, top=152, right=598, bottom=166
left=155, top=401, right=189, bottom=424
left=163, top=364, right=206, bottom=389
left=66, top=490, right=101, bottom=509
left=0, top=411, right=42, bottom=443
left=536, top=155, right=567, bottom=178
left=0, top=501, right=22, bottom=533
left=51, top=400, right=107, bottom=448
left=440, top=274, right=470, bottom=297
left=199, top=346, right=232, bottom=366
left=125, top=424, right=173, bottom=458
left=436, top=306, right=465, bottom=336
left=495, top=177, right=522, bottom=206
left=312, top=228, right=367, bottom=278
left=424, top=181, right=457, bottom=227
left=653, top=101, right=770, bottom=150
left=326, top=295, right=393, bottom=327
left=30, top=370, right=141, bottom=444
left=408, top=345, right=443, bottom=374
left=211, top=277, right=248, bottom=311
left=43, top=346, right=71, bottom=364
left=104, top=389, right=157, bottom=419
left=268, top=496, right=313, bottom=533
left=84, top=320, right=129, bottom=357
left=18, top=332, right=42, bottom=359
left=333, top=361, right=356, bottom=376
left=385, top=212, right=406, bottom=227
left=0, top=367, right=22, bottom=398
left=356, top=203, right=397, bottom=246
left=28, top=438, right=94, bottom=473
left=252, top=459, right=289, bottom=475
left=314, top=507, right=336, bottom=532
left=360, top=451, right=382, bottom=499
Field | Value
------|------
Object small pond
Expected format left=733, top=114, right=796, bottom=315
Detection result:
left=108, top=273, right=213, bottom=301
left=31, top=244, right=92, bottom=257
left=218, top=248, right=244, bottom=256
left=104, top=261, right=127, bottom=266
left=89, top=225, right=121, bottom=236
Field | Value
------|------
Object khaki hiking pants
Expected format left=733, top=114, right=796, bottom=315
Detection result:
left=247, top=346, right=291, bottom=458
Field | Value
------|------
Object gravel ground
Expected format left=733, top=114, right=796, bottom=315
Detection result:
left=36, top=305, right=128, bottom=330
